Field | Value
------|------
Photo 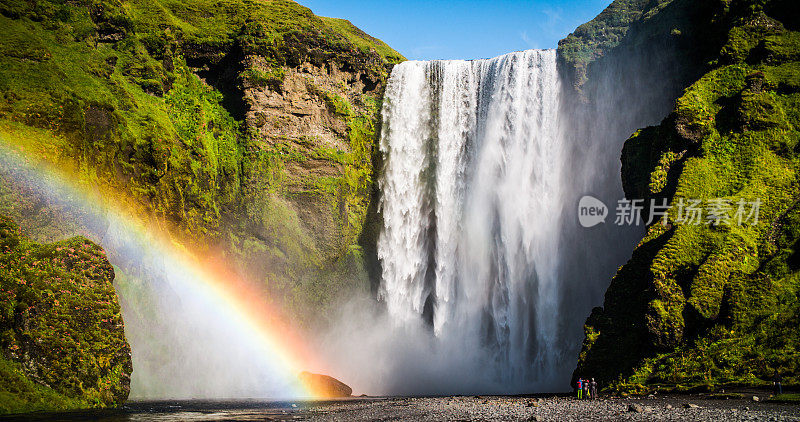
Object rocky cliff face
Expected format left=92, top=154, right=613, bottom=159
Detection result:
left=242, top=55, right=384, bottom=258
left=0, top=216, right=132, bottom=413
left=567, top=0, right=800, bottom=393
left=0, top=0, right=403, bottom=325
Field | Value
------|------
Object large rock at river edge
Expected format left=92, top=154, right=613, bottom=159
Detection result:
left=299, top=371, right=352, bottom=398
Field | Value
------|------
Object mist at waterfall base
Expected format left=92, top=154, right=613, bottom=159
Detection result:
left=318, top=46, right=684, bottom=395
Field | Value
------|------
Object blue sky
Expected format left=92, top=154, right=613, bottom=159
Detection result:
left=298, top=0, right=613, bottom=60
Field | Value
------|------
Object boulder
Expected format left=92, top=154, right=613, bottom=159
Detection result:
left=299, top=372, right=352, bottom=398
left=0, top=216, right=132, bottom=413
left=628, top=403, right=645, bottom=413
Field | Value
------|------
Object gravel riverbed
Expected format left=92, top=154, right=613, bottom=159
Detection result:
left=3, top=393, right=797, bottom=421
left=305, top=394, right=800, bottom=421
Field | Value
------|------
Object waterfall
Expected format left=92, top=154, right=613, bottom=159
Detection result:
left=377, top=50, right=567, bottom=386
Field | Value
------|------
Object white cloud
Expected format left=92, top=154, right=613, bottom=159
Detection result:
left=520, top=30, right=537, bottom=49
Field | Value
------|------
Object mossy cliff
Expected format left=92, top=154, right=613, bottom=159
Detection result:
left=0, top=0, right=404, bottom=327
left=559, top=0, right=733, bottom=102
left=0, top=215, right=132, bottom=413
left=568, top=0, right=800, bottom=393
left=559, top=0, right=665, bottom=93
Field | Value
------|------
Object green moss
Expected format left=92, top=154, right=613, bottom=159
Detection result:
left=0, top=216, right=131, bottom=413
left=577, top=0, right=800, bottom=392
left=709, top=392, right=744, bottom=399
left=768, top=393, right=800, bottom=403
left=312, top=147, right=348, bottom=164
left=242, top=66, right=286, bottom=91
left=324, top=92, right=354, bottom=117
left=557, top=0, right=676, bottom=90
left=0, top=355, right=84, bottom=414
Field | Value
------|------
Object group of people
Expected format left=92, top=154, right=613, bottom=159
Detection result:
left=576, top=377, right=598, bottom=400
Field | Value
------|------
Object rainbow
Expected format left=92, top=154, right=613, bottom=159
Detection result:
left=0, top=134, right=331, bottom=399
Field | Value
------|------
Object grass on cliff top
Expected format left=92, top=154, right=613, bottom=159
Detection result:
left=100, top=0, right=403, bottom=64
left=320, top=17, right=405, bottom=64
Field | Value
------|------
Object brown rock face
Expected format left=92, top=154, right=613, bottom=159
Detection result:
left=299, top=371, right=353, bottom=398
left=242, top=55, right=387, bottom=257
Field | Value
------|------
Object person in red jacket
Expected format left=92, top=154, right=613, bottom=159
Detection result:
left=576, top=378, right=583, bottom=399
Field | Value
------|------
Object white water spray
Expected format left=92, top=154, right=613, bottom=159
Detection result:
left=377, top=50, right=567, bottom=388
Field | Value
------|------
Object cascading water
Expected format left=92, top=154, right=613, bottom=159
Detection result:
left=377, top=49, right=568, bottom=387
